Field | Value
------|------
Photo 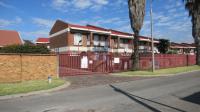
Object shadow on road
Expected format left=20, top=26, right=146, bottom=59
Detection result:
left=110, top=84, right=186, bottom=112
left=182, top=92, right=200, bottom=105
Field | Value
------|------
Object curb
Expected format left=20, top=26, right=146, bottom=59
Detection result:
left=112, top=70, right=200, bottom=77
left=0, top=82, right=70, bottom=100
left=166, top=70, right=200, bottom=77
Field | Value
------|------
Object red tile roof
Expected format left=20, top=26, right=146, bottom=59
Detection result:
left=138, top=36, right=159, bottom=43
left=86, top=25, right=109, bottom=32
left=0, top=30, right=23, bottom=47
left=36, top=37, right=49, bottom=43
left=68, top=23, right=110, bottom=32
left=69, top=23, right=89, bottom=29
left=170, top=42, right=195, bottom=48
left=110, top=29, right=132, bottom=37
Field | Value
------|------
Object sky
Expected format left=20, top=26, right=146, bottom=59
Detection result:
left=0, top=0, right=193, bottom=43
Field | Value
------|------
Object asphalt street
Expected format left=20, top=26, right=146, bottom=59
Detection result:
left=0, top=71, right=200, bottom=112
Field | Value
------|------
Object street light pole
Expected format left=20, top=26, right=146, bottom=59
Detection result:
left=150, top=0, right=155, bottom=72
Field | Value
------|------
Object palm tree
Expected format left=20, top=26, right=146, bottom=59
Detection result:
left=128, top=0, right=146, bottom=70
left=184, top=0, right=200, bottom=65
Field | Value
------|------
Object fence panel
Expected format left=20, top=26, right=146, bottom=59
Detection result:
left=140, top=54, right=196, bottom=70
left=58, top=52, right=113, bottom=76
left=58, top=53, right=196, bottom=76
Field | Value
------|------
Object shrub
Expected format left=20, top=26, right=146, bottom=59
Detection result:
left=166, top=50, right=178, bottom=54
left=0, top=44, right=50, bottom=54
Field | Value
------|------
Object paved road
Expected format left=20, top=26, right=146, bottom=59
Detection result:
left=0, top=71, right=200, bottom=112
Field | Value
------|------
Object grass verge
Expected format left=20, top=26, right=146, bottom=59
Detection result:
left=0, top=78, right=65, bottom=96
left=113, top=65, right=200, bottom=76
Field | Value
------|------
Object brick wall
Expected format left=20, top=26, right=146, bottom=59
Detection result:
left=50, top=32, right=68, bottom=48
left=0, top=54, right=57, bottom=83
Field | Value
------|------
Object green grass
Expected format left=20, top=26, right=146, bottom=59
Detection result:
left=0, top=78, right=65, bottom=96
left=113, top=65, right=200, bottom=76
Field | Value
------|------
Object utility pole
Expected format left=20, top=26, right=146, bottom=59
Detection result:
left=150, top=0, right=155, bottom=72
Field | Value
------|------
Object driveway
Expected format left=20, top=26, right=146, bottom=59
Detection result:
left=0, top=71, right=200, bottom=112
left=63, top=74, right=155, bottom=89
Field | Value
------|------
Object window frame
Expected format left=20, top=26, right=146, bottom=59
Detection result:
left=74, top=33, right=82, bottom=45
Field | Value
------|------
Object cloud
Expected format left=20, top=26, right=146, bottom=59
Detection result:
left=175, top=1, right=182, bottom=7
left=75, top=17, right=129, bottom=30
left=168, top=21, right=191, bottom=32
left=0, top=17, right=22, bottom=28
left=32, top=18, right=55, bottom=28
left=51, top=0, right=71, bottom=12
left=117, top=24, right=132, bottom=33
left=73, top=0, right=92, bottom=9
left=168, top=8, right=177, bottom=13
left=0, top=1, right=15, bottom=9
left=50, top=0, right=109, bottom=12
left=20, top=30, right=49, bottom=40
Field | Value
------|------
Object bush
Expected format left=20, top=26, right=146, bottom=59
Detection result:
left=166, top=50, right=178, bottom=54
left=0, top=44, right=50, bottom=54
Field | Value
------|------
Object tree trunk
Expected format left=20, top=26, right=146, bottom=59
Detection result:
left=195, top=38, right=200, bottom=65
left=192, top=10, right=200, bottom=65
left=132, top=31, right=140, bottom=70
left=196, top=41, right=200, bottom=66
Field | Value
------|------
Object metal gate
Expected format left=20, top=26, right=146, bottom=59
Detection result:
left=58, top=52, right=112, bottom=76
left=58, top=52, right=133, bottom=76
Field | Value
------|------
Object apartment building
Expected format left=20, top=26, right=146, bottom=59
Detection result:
left=49, top=20, right=159, bottom=54
left=170, top=42, right=196, bottom=54
left=35, top=37, right=50, bottom=48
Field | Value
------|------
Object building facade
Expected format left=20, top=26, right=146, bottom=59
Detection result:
left=49, top=20, right=158, bottom=55
left=35, top=37, right=50, bottom=49
left=170, top=42, right=196, bottom=54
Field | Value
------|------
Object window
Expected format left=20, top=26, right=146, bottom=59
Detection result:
left=74, top=33, right=82, bottom=45
left=87, top=35, right=90, bottom=46
left=100, top=36, right=106, bottom=46
left=94, top=35, right=99, bottom=46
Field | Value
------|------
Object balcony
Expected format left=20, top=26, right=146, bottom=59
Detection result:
left=120, top=43, right=132, bottom=48
left=94, top=41, right=108, bottom=47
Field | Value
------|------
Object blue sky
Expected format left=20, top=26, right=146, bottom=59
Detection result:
left=0, top=0, right=193, bottom=43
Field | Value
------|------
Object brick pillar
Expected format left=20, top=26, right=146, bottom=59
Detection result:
left=108, top=35, right=112, bottom=48
left=117, top=36, right=120, bottom=49
left=90, top=32, right=93, bottom=47
left=67, top=31, right=70, bottom=46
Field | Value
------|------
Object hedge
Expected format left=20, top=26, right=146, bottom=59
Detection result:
left=0, top=44, right=50, bottom=54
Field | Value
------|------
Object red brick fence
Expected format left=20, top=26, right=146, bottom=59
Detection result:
left=0, top=53, right=196, bottom=82
left=139, top=54, right=196, bottom=70
left=58, top=53, right=196, bottom=76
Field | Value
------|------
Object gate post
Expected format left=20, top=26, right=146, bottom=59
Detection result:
left=186, top=54, right=189, bottom=66
left=56, top=52, right=60, bottom=78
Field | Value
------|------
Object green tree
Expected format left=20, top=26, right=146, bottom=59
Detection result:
left=157, top=39, right=170, bottom=54
left=128, top=0, right=146, bottom=70
left=184, top=0, right=200, bottom=65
